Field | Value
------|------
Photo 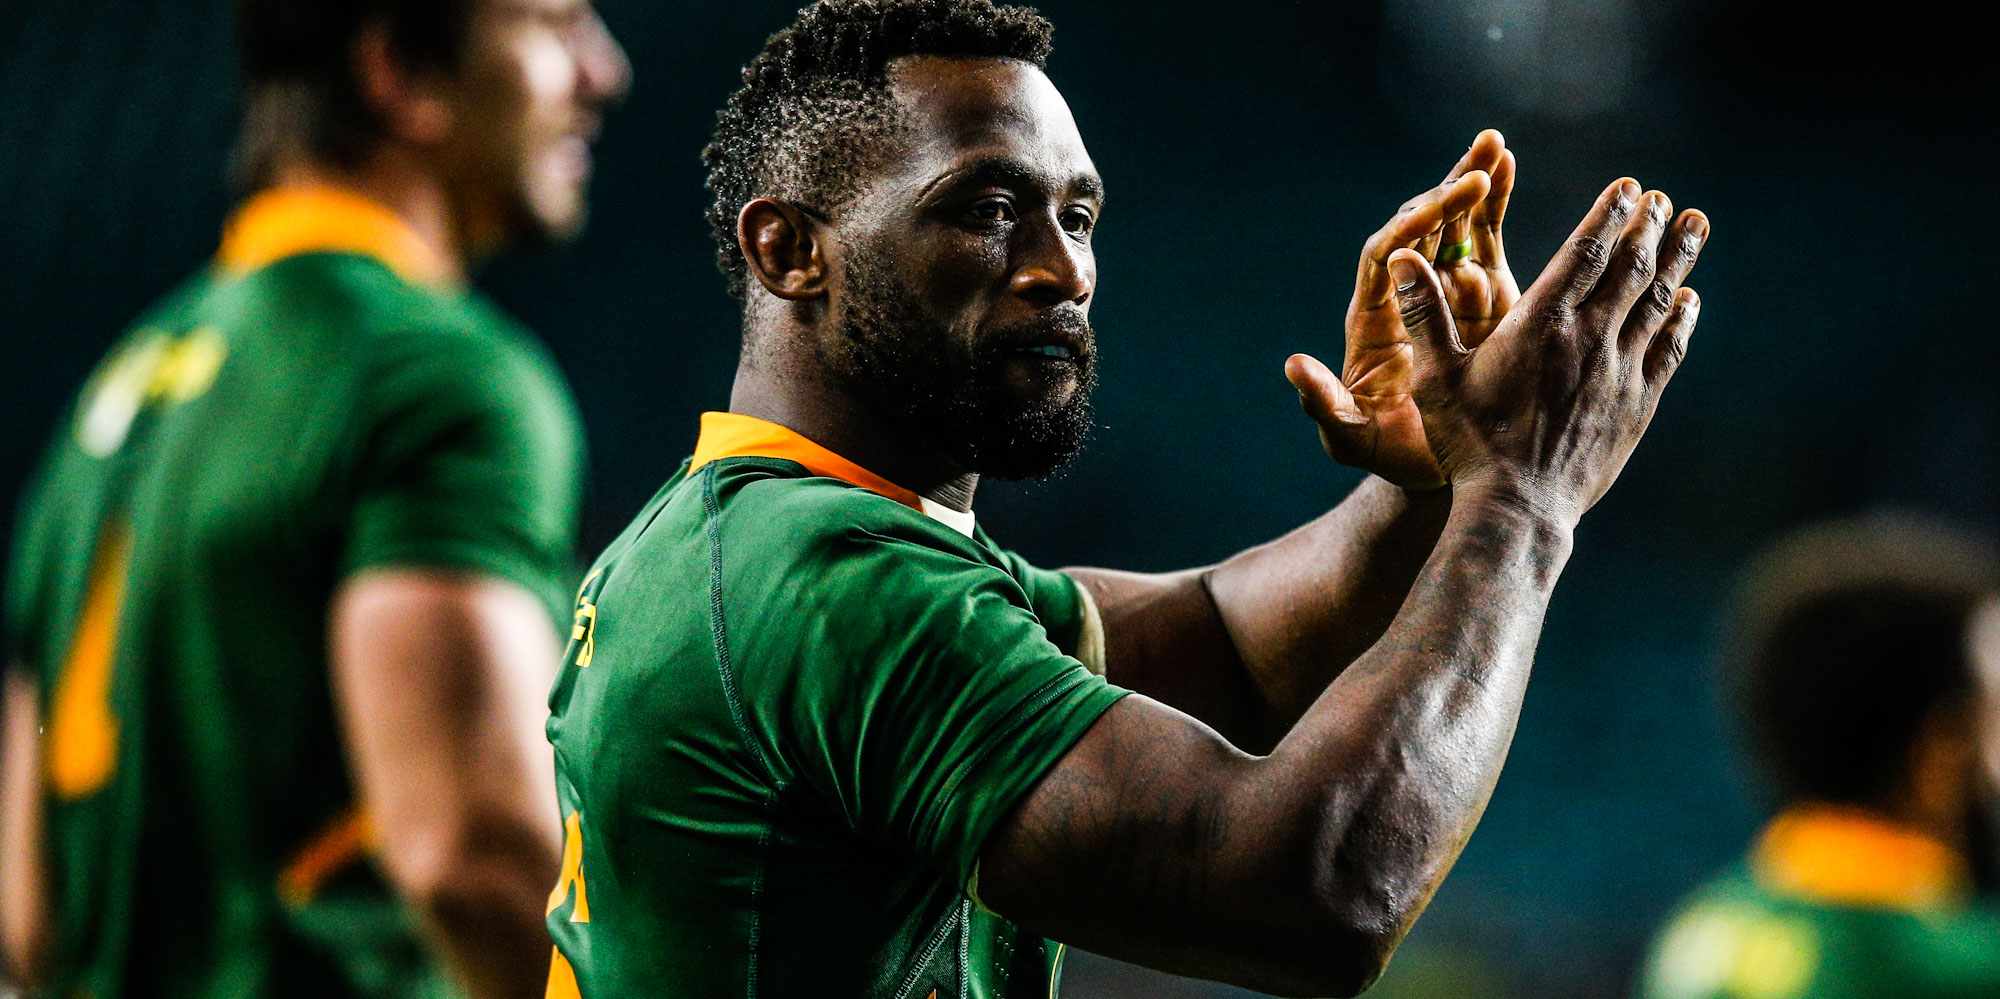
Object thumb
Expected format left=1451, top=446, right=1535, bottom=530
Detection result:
left=1285, top=353, right=1365, bottom=428
left=1387, top=248, right=1466, bottom=388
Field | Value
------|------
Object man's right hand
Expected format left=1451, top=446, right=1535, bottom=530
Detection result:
left=1391, top=178, right=1708, bottom=526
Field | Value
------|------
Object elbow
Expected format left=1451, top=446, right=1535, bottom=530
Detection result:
left=1256, top=919, right=1396, bottom=998
left=1315, top=928, right=1397, bottom=998
left=1, top=918, right=52, bottom=990
left=378, top=810, right=557, bottom=924
left=1249, top=859, right=1412, bottom=996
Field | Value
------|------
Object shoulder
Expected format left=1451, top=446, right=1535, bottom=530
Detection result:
left=240, top=255, right=552, bottom=368
left=699, top=460, right=1021, bottom=615
left=707, top=460, right=992, bottom=569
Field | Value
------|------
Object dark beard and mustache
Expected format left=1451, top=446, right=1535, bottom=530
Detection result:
left=826, top=251, right=1097, bottom=482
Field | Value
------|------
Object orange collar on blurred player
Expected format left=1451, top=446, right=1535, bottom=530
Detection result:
left=1753, top=804, right=1971, bottom=912
left=216, top=186, right=452, bottom=287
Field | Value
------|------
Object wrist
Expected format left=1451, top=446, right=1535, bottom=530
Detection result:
left=1448, top=473, right=1581, bottom=536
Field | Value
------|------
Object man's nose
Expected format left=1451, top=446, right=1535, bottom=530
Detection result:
left=1009, top=217, right=1093, bottom=308
left=577, top=13, right=633, bottom=106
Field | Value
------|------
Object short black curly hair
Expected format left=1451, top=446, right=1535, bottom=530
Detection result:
left=1729, top=514, right=1999, bottom=810
left=703, top=0, right=1055, bottom=297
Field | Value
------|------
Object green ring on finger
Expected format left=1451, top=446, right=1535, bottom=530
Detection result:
left=1436, top=239, right=1474, bottom=264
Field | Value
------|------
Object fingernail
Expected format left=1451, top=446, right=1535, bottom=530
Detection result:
left=1389, top=258, right=1419, bottom=291
left=1618, top=179, right=1641, bottom=203
left=1685, top=214, right=1708, bottom=238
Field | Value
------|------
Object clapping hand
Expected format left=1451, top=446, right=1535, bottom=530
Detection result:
left=1392, top=178, right=1707, bottom=524
left=1287, top=130, right=1520, bottom=490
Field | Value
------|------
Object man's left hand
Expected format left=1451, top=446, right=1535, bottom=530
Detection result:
left=1287, top=129, right=1520, bottom=490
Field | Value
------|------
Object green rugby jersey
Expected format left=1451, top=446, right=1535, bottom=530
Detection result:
left=1636, top=806, right=2000, bottom=999
left=4, top=187, right=583, bottom=998
left=544, top=412, right=1128, bottom=999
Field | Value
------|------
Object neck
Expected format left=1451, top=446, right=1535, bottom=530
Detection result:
left=728, top=322, right=981, bottom=513
left=271, top=152, right=473, bottom=282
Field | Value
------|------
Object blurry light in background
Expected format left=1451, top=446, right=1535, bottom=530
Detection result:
left=1378, top=0, right=1691, bottom=130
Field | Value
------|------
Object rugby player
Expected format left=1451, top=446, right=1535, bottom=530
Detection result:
left=1637, top=518, right=2000, bottom=999
left=542, top=1, right=1705, bottom=996
left=0, top=0, right=627, bottom=996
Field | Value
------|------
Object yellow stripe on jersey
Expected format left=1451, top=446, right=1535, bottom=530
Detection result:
left=46, top=523, right=131, bottom=799
left=277, top=807, right=374, bottom=907
left=546, top=947, right=583, bottom=999
left=547, top=809, right=591, bottom=921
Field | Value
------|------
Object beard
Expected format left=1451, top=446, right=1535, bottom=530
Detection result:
left=828, top=249, right=1097, bottom=482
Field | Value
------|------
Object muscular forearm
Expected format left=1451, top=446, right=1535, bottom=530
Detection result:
left=1259, top=489, right=1569, bottom=972
left=990, top=489, right=1570, bottom=996
left=1206, top=475, right=1452, bottom=730
left=1072, top=477, right=1450, bottom=753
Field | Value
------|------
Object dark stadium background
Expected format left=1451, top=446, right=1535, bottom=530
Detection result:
left=2, top=2, right=1993, bottom=996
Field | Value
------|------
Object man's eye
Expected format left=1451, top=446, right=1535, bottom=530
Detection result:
left=969, top=200, right=1015, bottom=224
left=1061, top=207, right=1096, bottom=235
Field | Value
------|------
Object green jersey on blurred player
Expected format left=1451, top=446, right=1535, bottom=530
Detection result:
left=1637, top=519, right=2000, bottom=999
left=0, top=1, right=628, bottom=996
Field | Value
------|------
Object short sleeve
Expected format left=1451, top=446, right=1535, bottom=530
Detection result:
left=986, top=542, right=1103, bottom=674
left=342, top=327, right=584, bottom=624
left=730, top=502, right=1128, bottom=890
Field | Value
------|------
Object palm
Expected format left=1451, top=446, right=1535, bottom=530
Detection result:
left=1292, top=131, right=1519, bottom=491
left=1437, top=255, right=1519, bottom=348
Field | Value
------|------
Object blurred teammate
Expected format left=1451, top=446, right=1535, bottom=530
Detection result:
left=0, top=1, right=627, bottom=996
left=540, top=1, right=1706, bottom=995
left=1637, top=517, right=2000, bottom=999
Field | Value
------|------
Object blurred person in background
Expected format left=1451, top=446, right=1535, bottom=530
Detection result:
left=0, top=0, right=627, bottom=996
left=1636, top=516, right=2000, bottom=999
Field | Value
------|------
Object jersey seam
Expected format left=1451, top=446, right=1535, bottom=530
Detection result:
left=892, top=900, right=965, bottom=999
left=700, top=465, right=782, bottom=788
left=701, top=464, right=782, bottom=999
left=957, top=898, right=971, bottom=999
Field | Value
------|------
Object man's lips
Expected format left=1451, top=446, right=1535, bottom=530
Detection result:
left=993, top=315, right=1093, bottom=365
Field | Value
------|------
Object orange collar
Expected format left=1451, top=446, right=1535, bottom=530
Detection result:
left=216, top=186, right=453, bottom=287
left=690, top=412, right=925, bottom=511
left=1752, top=804, right=1970, bottom=912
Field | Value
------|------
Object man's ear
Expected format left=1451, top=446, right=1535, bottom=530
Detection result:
left=738, top=199, right=830, bottom=300
left=352, top=20, right=453, bottom=145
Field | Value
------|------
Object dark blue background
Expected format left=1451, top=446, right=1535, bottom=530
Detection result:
left=4, top=2, right=1993, bottom=995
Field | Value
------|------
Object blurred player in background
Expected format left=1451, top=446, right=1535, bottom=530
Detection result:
left=540, top=1, right=1707, bottom=996
left=1637, top=516, right=2000, bottom=999
left=0, top=0, right=626, bottom=996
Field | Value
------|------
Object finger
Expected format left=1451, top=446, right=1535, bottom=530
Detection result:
left=1436, top=170, right=1490, bottom=253
left=1284, top=353, right=1366, bottom=428
left=1582, top=189, right=1673, bottom=319
left=1356, top=171, right=1490, bottom=308
left=1533, top=177, right=1642, bottom=308
left=1437, top=131, right=1505, bottom=256
left=1642, top=288, right=1700, bottom=385
left=1387, top=249, right=1466, bottom=389
left=1441, top=128, right=1507, bottom=186
left=1470, top=148, right=1515, bottom=265
left=1619, top=209, right=1709, bottom=349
